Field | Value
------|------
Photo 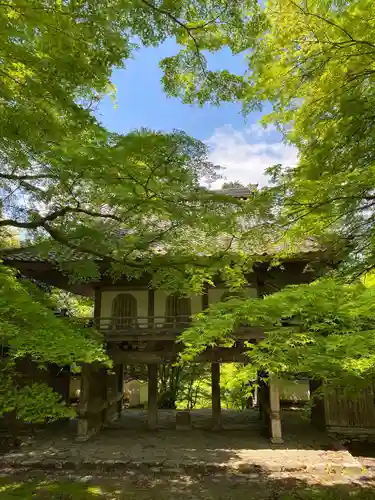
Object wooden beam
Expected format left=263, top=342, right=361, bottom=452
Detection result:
left=104, top=325, right=265, bottom=343
left=148, top=289, right=155, bottom=329
left=94, top=287, right=102, bottom=320
left=147, top=364, right=158, bottom=430
left=4, top=262, right=94, bottom=297
left=108, top=346, right=250, bottom=364
left=117, top=364, right=124, bottom=417
left=211, top=362, right=221, bottom=431
left=199, top=347, right=249, bottom=363
left=202, top=283, right=209, bottom=310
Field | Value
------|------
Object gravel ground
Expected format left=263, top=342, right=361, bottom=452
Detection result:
left=1, top=468, right=375, bottom=500
left=0, top=410, right=361, bottom=475
left=1, top=409, right=372, bottom=499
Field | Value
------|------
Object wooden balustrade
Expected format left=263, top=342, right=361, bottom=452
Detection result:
left=72, top=315, right=266, bottom=342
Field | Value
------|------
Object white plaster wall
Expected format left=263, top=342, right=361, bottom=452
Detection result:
left=100, top=287, right=256, bottom=329
left=191, top=294, right=202, bottom=315
left=124, top=380, right=141, bottom=406
left=123, top=381, right=148, bottom=407
left=208, top=288, right=227, bottom=305
left=100, top=290, right=148, bottom=328
left=279, top=379, right=310, bottom=402
left=69, top=378, right=81, bottom=399
left=139, top=383, right=148, bottom=404
left=154, top=290, right=169, bottom=321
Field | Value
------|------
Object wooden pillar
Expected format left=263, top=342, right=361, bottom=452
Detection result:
left=269, top=376, right=283, bottom=444
left=257, top=370, right=269, bottom=424
left=148, top=289, right=155, bottom=327
left=77, top=364, right=108, bottom=440
left=310, top=379, right=326, bottom=430
left=117, top=364, right=124, bottom=417
left=147, top=364, right=158, bottom=430
left=76, top=364, right=90, bottom=439
left=202, top=283, right=209, bottom=310
left=211, top=362, right=221, bottom=431
left=94, top=286, right=102, bottom=329
left=103, top=366, right=122, bottom=425
left=76, top=290, right=105, bottom=441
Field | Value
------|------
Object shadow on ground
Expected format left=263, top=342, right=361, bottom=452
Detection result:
left=0, top=466, right=374, bottom=500
left=0, top=410, right=358, bottom=475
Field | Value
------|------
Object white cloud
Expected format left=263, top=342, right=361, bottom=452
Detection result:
left=205, top=124, right=298, bottom=188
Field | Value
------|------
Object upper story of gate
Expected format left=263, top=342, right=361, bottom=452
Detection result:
left=89, top=255, right=319, bottom=342
left=1, top=239, right=337, bottom=343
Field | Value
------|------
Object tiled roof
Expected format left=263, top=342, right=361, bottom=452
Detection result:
left=0, top=237, right=323, bottom=265
left=0, top=188, right=327, bottom=265
left=214, top=186, right=257, bottom=198
left=0, top=245, right=95, bottom=263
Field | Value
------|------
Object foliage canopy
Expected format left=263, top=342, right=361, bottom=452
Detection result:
left=165, top=0, right=375, bottom=276
left=0, top=262, right=109, bottom=422
left=0, top=0, right=267, bottom=424
left=4, top=0, right=375, bottom=420
left=181, top=279, right=375, bottom=388
left=171, top=0, right=375, bottom=389
left=0, top=0, right=267, bottom=288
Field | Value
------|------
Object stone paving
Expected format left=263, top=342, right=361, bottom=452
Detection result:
left=0, top=409, right=362, bottom=478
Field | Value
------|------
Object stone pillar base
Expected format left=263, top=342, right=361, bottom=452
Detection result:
left=176, top=411, right=192, bottom=430
left=270, top=436, right=284, bottom=444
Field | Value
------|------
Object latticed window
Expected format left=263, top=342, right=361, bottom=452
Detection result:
left=111, top=293, right=137, bottom=329
left=165, top=294, right=191, bottom=326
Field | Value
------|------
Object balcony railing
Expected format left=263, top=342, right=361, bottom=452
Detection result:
left=80, top=316, right=192, bottom=340
left=77, top=316, right=265, bottom=341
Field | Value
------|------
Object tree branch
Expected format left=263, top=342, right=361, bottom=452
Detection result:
left=0, top=205, right=123, bottom=230
left=41, top=224, right=117, bottom=263
left=141, top=0, right=207, bottom=74
left=290, top=0, right=375, bottom=50
left=0, top=173, right=53, bottom=181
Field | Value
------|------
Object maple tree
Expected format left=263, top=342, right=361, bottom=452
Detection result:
left=181, top=279, right=375, bottom=389
left=4, top=0, right=375, bottom=420
left=0, top=254, right=109, bottom=422
left=168, top=0, right=375, bottom=275
left=0, top=0, right=264, bottom=423
left=168, top=0, right=375, bottom=391
left=0, top=0, right=260, bottom=281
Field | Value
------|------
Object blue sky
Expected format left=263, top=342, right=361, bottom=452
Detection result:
left=96, top=42, right=297, bottom=187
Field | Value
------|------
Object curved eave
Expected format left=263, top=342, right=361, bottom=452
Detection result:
left=2, top=259, right=95, bottom=297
